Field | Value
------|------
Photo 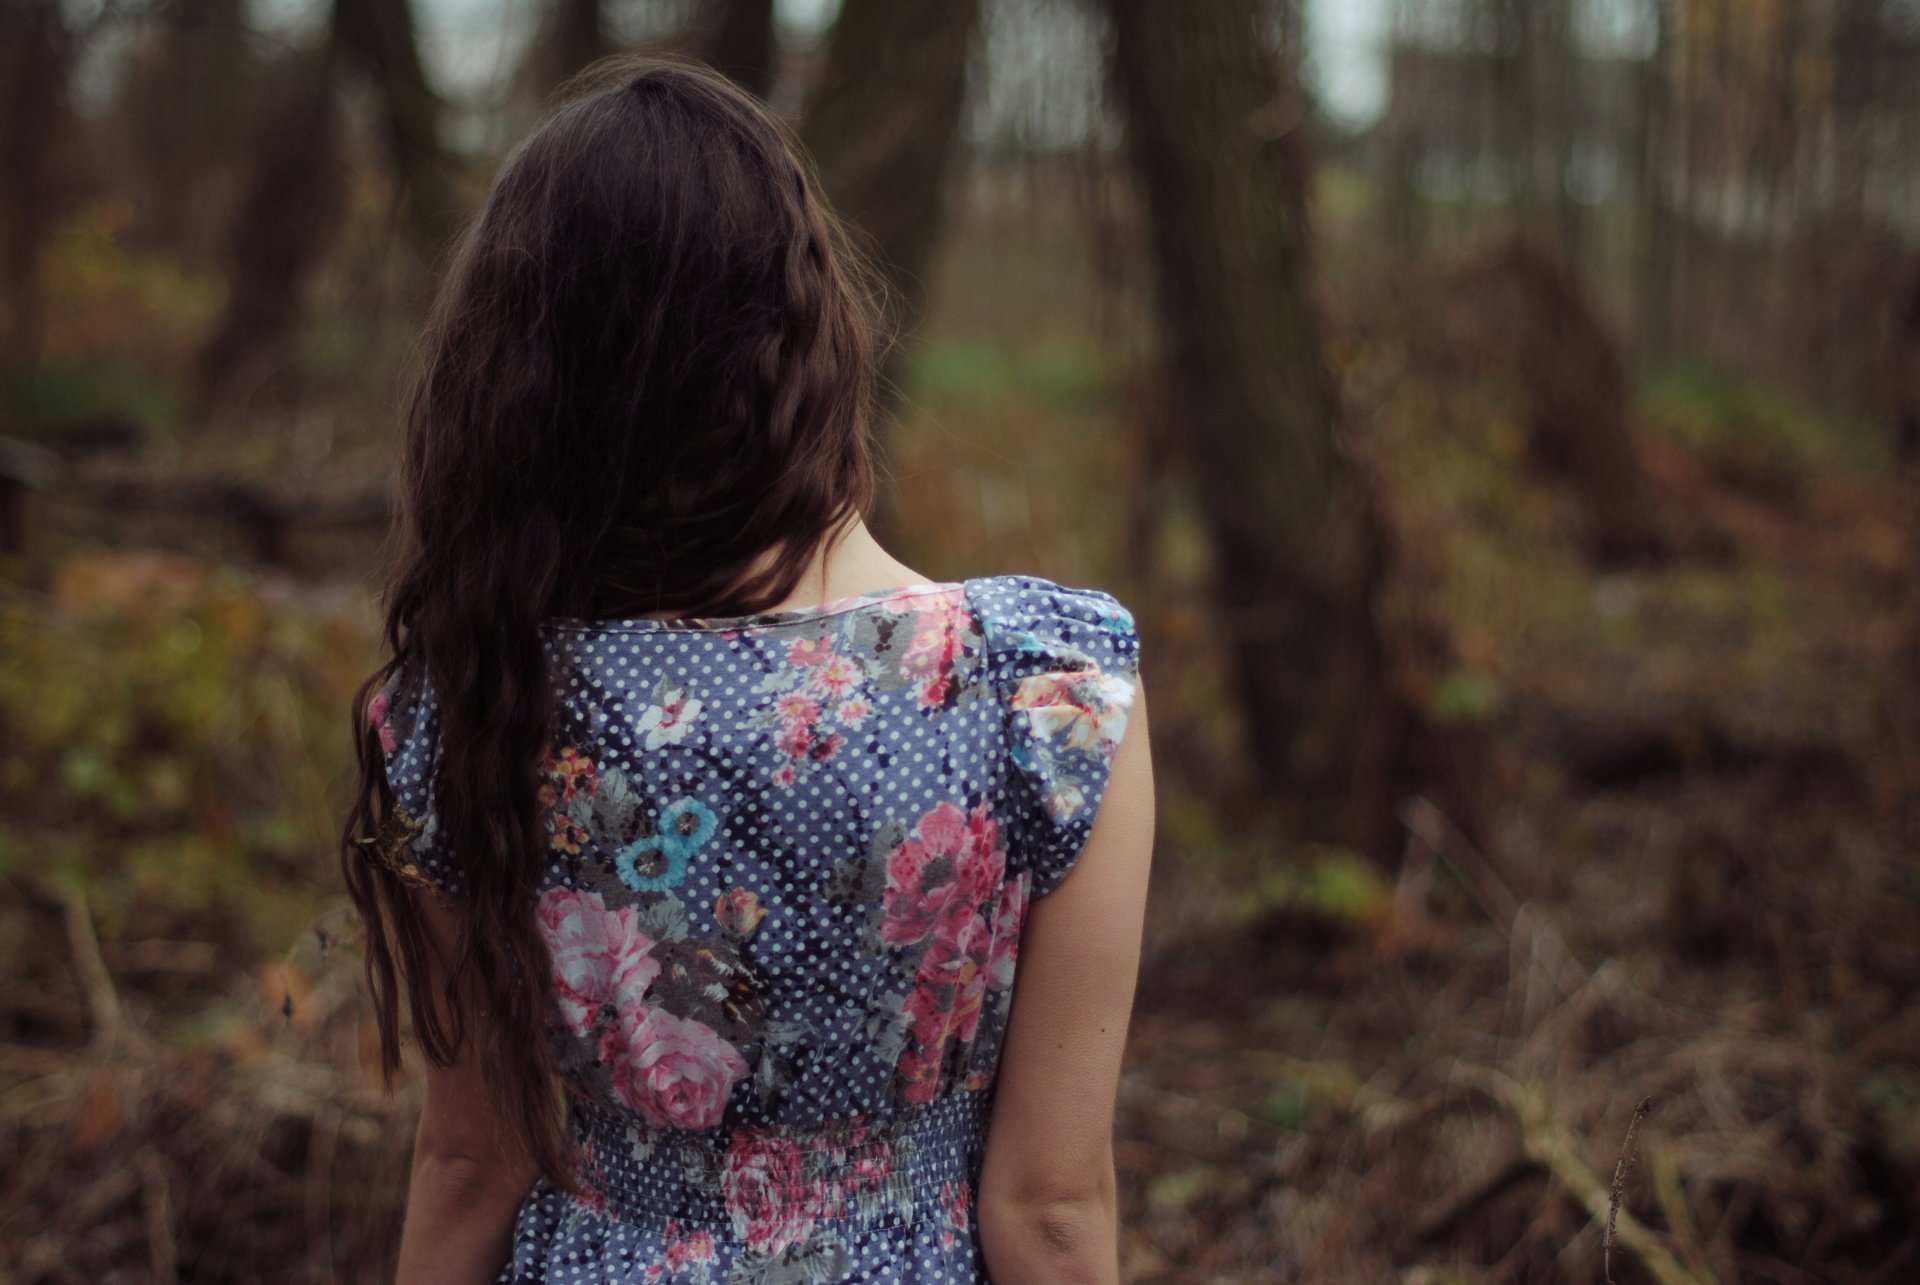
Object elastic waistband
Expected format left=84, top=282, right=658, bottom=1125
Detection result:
left=566, top=1090, right=992, bottom=1239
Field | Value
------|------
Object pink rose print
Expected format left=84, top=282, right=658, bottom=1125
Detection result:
left=723, top=1130, right=823, bottom=1255
left=900, top=591, right=969, bottom=708
left=367, top=691, right=396, bottom=754
left=601, top=1002, right=747, bottom=1131
left=662, top=1220, right=717, bottom=1270
left=939, top=1179, right=972, bottom=1249
left=537, top=887, right=660, bottom=1036
left=776, top=720, right=814, bottom=759
left=881, top=801, right=1006, bottom=947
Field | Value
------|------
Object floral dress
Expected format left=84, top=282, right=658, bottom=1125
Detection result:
left=372, top=575, right=1140, bottom=1284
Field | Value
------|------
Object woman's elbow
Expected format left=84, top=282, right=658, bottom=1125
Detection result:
left=978, top=1189, right=1119, bottom=1285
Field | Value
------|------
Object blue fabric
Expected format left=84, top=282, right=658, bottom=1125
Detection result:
left=372, top=575, right=1140, bottom=1284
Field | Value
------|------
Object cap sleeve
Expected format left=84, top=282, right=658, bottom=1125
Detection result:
left=366, top=655, right=463, bottom=899
left=977, top=577, right=1142, bottom=898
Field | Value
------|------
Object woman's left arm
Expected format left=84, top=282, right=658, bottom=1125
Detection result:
left=394, top=890, right=542, bottom=1285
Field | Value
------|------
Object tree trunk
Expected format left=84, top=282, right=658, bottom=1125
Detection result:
left=519, top=0, right=611, bottom=101
left=1105, top=0, right=1386, bottom=815
left=703, top=0, right=777, bottom=101
left=799, top=0, right=981, bottom=541
left=330, top=0, right=456, bottom=253
left=800, top=0, right=980, bottom=345
left=116, top=0, right=255, bottom=264
left=0, top=0, right=73, bottom=370
left=1465, top=237, right=1671, bottom=566
left=194, top=64, right=348, bottom=419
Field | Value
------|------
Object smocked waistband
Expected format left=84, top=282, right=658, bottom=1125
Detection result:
left=565, top=1090, right=993, bottom=1238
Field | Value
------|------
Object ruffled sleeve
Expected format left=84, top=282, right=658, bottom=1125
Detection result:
left=976, top=576, right=1142, bottom=898
left=365, top=654, right=463, bottom=898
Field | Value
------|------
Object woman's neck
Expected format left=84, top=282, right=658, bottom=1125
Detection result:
left=758, top=518, right=931, bottom=614
left=634, top=518, right=930, bottom=620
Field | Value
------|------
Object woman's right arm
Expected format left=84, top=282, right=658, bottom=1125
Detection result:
left=978, top=679, right=1154, bottom=1284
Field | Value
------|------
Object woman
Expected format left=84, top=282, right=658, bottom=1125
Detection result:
left=342, top=56, right=1154, bottom=1285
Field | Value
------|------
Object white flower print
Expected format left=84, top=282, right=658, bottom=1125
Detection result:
left=638, top=687, right=703, bottom=750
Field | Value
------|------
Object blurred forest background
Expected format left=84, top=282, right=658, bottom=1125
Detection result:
left=3, top=0, right=1920, bottom=1280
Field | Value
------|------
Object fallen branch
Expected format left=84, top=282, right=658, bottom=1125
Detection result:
left=59, top=883, right=122, bottom=1050
left=1455, top=1067, right=1714, bottom=1285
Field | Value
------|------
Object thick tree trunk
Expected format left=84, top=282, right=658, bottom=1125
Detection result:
left=330, top=0, right=456, bottom=253
left=1106, top=0, right=1385, bottom=812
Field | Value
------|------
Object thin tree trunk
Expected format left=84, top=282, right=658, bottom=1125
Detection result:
left=1105, top=0, right=1384, bottom=810
left=0, top=0, right=73, bottom=370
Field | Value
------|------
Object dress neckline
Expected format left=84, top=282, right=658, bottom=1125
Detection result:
left=546, top=579, right=971, bottom=635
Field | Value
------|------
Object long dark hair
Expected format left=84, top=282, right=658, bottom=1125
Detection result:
left=340, top=55, right=884, bottom=1189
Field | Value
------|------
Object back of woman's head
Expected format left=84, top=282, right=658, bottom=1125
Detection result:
left=342, top=56, right=884, bottom=1190
left=404, top=56, right=881, bottom=625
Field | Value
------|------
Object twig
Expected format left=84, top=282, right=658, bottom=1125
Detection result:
left=1608, top=1097, right=1653, bottom=1285
left=140, top=1147, right=178, bottom=1285
left=59, top=882, right=122, bottom=1049
left=1454, top=1067, right=1711, bottom=1285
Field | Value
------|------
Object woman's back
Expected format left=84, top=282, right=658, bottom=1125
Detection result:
left=372, top=574, right=1140, bottom=1282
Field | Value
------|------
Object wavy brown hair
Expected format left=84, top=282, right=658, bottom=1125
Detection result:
left=339, top=55, right=884, bottom=1189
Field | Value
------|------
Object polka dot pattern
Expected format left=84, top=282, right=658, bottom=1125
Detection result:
left=372, top=575, right=1141, bottom=1283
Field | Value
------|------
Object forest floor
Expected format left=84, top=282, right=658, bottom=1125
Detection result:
left=2, top=206, right=1917, bottom=1283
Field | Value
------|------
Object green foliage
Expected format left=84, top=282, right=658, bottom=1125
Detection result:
left=1428, top=665, right=1506, bottom=725
left=1234, top=845, right=1391, bottom=927
left=1641, top=360, right=1888, bottom=480
left=0, top=554, right=377, bottom=940
left=0, top=362, right=181, bottom=438
left=908, top=338, right=1114, bottom=412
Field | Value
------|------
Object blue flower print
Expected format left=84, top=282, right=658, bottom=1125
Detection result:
left=614, top=796, right=719, bottom=893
